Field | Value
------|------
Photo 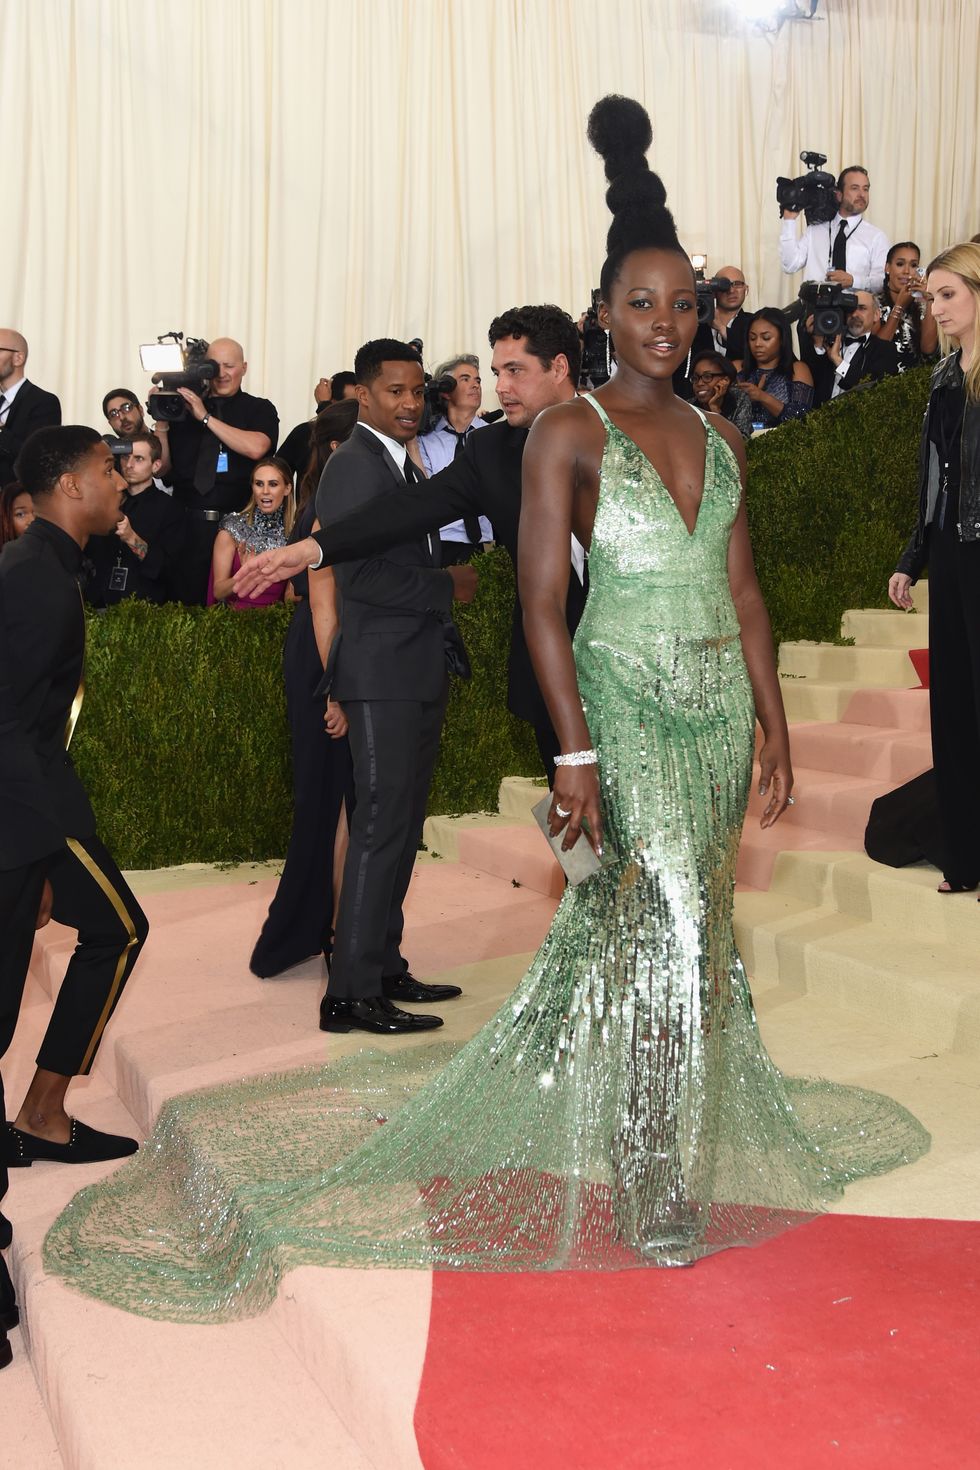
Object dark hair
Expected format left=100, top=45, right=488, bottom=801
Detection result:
left=740, top=309, right=796, bottom=378
left=330, top=370, right=356, bottom=399
left=15, top=425, right=103, bottom=497
left=691, top=350, right=737, bottom=386
left=487, top=305, right=582, bottom=384
left=352, top=340, right=422, bottom=387
left=882, top=242, right=925, bottom=356
left=101, top=388, right=142, bottom=418
left=886, top=240, right=921, bottom=268
left=586, top=94, right=691, bottom=301
left=129, top=429, right=163, bottom=462
left=0, top=481, right=30, bottom=548
left=299, top=398, right=359, bottom=509
left=836, top=165, right=869, bottom=192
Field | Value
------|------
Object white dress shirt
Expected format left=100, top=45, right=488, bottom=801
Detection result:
left=418, top=415, right=494, bottom=544
left=779, top=213, right=889, bottom=294
left=813, top=333, right=870, bottom=398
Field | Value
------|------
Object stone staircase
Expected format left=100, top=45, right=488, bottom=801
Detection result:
left=8, top=589, right=977, bottom=1469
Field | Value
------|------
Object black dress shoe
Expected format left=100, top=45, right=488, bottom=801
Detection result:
left=5, top=1119, right=139, bottom=1167
left=0, top=1255, right=17, bottom=1334
left=320, top=996, right=444, bottom=1035
left=383, top=970, right=462, bottom=1003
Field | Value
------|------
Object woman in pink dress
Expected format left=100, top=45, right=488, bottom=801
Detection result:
left=208, top=456, right=294, bottom=609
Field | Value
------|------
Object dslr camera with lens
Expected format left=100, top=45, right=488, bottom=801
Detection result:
left=798, top=281, right=859, bottom=341
left=776, top=151, right=838, bottom=226
left=139, top=332, right=218, bottom=422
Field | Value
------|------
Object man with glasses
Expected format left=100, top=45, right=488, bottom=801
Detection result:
left=0, top=330, right=61, bottom=488
left=102, top=389, right=172, bottom=487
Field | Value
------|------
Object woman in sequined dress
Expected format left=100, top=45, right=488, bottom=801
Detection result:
left=207, top=455, right=294, bottom=609
left=736, top=308, right=814, bottom=427
left=43, top=99, right=928, bottom=1321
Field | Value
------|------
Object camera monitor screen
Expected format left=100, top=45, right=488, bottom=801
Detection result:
left=139, top=342, right=184, bottom=373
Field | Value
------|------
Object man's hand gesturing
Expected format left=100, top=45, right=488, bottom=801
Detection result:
left=448, top=564, right=478, bottom=603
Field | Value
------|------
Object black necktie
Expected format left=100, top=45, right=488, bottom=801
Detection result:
left=832, top=220, right=849, bottom=273
left=0, top=392, right=7, bottom=424
left=445, top=427, right=483, bottom=544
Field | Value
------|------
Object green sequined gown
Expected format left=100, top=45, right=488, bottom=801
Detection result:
left=45, top=396, right=929, bottom=1320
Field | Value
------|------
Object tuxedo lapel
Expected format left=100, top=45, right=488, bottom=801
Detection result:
left=353, top=423, right=406, bottom=494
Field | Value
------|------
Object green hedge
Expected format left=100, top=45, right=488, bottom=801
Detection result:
left=745, top=365, right=931, bottom=645
left=75, top=372, right=931, bottom=866
left=73, top=549, right=539, bottom=868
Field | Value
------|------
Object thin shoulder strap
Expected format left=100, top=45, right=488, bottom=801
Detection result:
left=581, top=391, right=613, bottom=428
left=686, top=400, right=709, bottom=429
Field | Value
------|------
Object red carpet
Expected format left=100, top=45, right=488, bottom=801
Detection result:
left=414, top=1214, right=980, bottom=1469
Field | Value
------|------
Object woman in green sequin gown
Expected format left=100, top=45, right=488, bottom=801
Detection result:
left=43, top=103, right=928, bottom=1321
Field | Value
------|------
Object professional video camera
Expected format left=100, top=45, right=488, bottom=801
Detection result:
left=799, top=280, right=859, bottom=340
left=101, top=434, right=133, bottom=457
left=690, top=256, right=738, bottom=326
left=776, top=151, right=838, bottom=226
left=140, top=332, right=217, bottom=422
left=579, top=290, right=611, bottom=387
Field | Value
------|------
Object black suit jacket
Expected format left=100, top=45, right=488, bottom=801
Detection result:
left=0, top=585, right=63, bottom=870
left=813, top=334, right=900, bottom=403
left=316, top=426, right=456, bottom=703
left=0, top=380, right=63, bottom=486
left=312, top=420, right=588, bottom=726
left=0, top=519, right=94, bottom=844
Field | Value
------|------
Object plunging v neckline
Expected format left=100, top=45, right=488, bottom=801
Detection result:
left=591, top=398, right=712, bottom=539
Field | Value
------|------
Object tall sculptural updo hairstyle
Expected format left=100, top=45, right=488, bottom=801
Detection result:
left=587, top=94, right=691, bottom=300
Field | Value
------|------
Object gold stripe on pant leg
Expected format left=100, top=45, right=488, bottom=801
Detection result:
left=65, top=837, right=139, bottom=1074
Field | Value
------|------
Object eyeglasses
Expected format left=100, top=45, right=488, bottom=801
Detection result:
left=691, top=371, right=727, bottom=384
left=106, top=402, right=138, bottom=419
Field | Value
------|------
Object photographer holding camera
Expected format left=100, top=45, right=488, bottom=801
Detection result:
left=166, top=337, right=278, bottom=604
left=418, top=354, right=493, bottom=563
left=810, top=290, right=899, bottom=402
left=779, top=166, right=889, bottom=295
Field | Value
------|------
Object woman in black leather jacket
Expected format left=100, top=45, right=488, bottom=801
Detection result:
left=889, top=241, right=980, bottom=893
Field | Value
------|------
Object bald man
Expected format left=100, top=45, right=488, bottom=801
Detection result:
left=165, top=336, right=279, bottom=603
left=0, top=330, right=62, bottom=487
left=710, top=266, right=750, bottom=359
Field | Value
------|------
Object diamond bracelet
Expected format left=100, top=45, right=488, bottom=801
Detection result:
left=554, top=749, right=598, bottom=767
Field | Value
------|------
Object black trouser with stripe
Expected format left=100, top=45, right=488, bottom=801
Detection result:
left=2, top=836, right=149, bottom=1080
left=328, top=688, right=448, bottom=1000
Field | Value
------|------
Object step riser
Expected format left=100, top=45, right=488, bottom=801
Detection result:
left=786, top=728, right=931, bottom=783
left=737, top=919, right=980, bottom=1056
left=840, top=609, right=929, bottom=649
left=779, top=644, right=919, bottom=686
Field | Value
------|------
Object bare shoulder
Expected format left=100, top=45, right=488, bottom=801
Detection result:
left=526, top=396, right=601, bottom=455
left=791, top=359, right=813, bottom=385
left=706, top=412, right=748, bottom=476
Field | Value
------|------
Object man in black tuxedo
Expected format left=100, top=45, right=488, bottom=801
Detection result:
left=0, top=428, right=148, bottom=1170
left=811, top=291, right=900, bottom=404
left=316, top=340, right=478, bottom=1037
left=234, top=306, right=584, bottom=781
left=0, top=331, right=62, bottom=487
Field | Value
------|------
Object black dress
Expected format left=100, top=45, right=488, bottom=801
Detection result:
left=249, top=502, right=354, bottom=976
left=923, top=373, right=980, bottom=887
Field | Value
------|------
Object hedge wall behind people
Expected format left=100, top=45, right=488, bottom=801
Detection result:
left=745, top=364, right=931, bottom=646
left=74, top=366, right=932, bottom=867
left=73, top=549, right=540, bottom=869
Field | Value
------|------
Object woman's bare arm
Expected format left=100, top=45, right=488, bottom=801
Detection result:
left=307, top=520, right=340, bottom=669
left=519, top=403, right=603, bottom=853
left=210, top=529, right=238, bottom=601
left=712, top=416, right=794, bottom=826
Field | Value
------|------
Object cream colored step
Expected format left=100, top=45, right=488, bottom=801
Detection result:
left=423, top=810, right=510, bottom=863
left=780, top=680, right=856, bottom=723
left=497, top=774, right=546, bottom=823
left=766, top=850, right=980, bottom=956
left=840, top=607, right=929, bottom=649
left=779, top=641, right=919, bottom=687
left=734, top=890, right=980, bottom=1055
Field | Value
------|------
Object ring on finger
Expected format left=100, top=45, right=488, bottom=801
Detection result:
left=786, top=796, right=796, bottom=806
left=554, top=804, right=572, bottom=819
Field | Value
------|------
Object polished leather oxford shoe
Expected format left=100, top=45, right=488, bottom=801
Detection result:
left=5, top=1119, right=139, bottom=1167
left=383, top=970, right=462, bottom=1004
left=320, top=995, right=444, bottom=1034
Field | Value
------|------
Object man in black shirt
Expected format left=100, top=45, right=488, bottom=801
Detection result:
left=166, top=337, right=278, bottom=602
left=234, top=306, right=584, bottom=779
left=85, top=432, right=186, bottom=604
left=0, top=427, right=148, bottom=1171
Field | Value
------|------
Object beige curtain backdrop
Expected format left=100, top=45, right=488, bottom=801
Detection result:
left=1, top=0, right=978, bottom=431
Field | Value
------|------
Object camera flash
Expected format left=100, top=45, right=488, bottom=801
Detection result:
left=691, top=253, right=708, bottom=273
